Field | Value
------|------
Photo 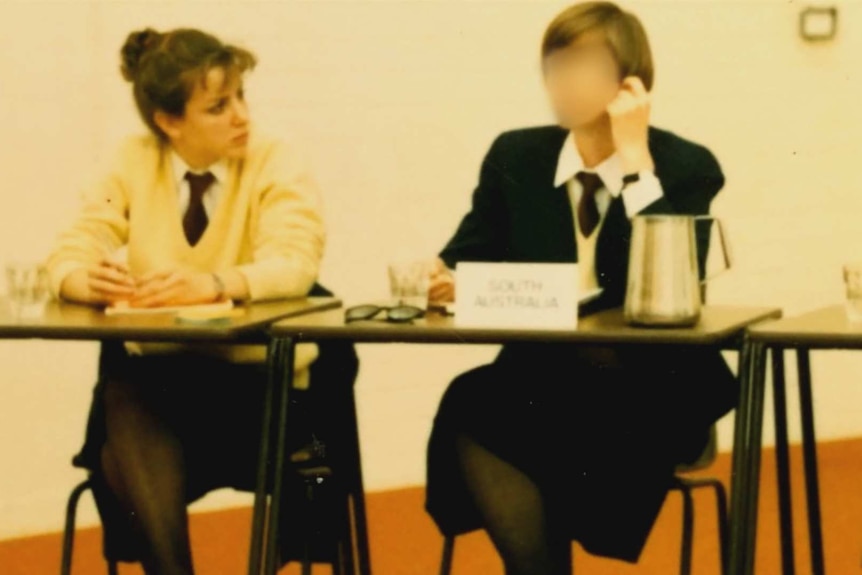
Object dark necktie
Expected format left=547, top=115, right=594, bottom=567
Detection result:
left=183, top=171, right=215, bottom=246
left=575, top=171, right=603, bottom=238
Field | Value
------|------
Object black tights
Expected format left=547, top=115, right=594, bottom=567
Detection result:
left=101, top=376, right=194, bottom=575
left=455, top=433, right=572, bottom=575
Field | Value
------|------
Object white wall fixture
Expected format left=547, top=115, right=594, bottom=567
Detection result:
left=800, top=6, right=838, bottom=42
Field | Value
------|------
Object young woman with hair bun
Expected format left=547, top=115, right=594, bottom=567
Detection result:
left=46, top=27, right=357, bottom=575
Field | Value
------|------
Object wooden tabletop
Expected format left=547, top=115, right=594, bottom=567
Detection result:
left=0, top=297, right=341, bottom=342
left=749, top=304, right=862, bottom=349
left=270, top=305, right=782, bottom=346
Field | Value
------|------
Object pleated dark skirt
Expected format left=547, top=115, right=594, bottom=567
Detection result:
left=79, top=338, right=359, bottom=564
left=425, top=341, right=737, bottom=563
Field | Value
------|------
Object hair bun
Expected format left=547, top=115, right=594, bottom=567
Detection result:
left=120, top=28, right=161, bottom=82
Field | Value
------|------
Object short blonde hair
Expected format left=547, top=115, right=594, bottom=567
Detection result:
left=542, top=2, right=654, bottom=90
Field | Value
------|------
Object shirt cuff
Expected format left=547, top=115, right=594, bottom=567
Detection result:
left=621, top=171, right=664, bottom=218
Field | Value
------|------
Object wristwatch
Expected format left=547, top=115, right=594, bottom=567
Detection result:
left=622, top=172, right=641, bottom=186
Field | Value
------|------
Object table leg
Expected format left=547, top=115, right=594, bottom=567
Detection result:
left=729, top=337, right=754, bottom=575
left=797, top=349, right=825, bottom=575
left=264, top=336, right=297, bottom=575
left=248, top=336, right=285, bottom=575
left=743, top=341, right=769, bottom=574
left=729, top=337, right=768, bottom=575
left=345, top=386, right=372, bottom=575
left=772, top=346, right=796, bottom=575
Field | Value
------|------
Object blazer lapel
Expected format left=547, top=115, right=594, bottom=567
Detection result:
left=510, top=131, right=577, bottom=263
left=541, top=182, right=578, bottom=263
left=534, top=132, right=577, bottom=263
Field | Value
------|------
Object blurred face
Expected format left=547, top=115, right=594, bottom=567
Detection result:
left=543, top=31, right=622, bottom=130
left=156, top=66, right=251, bottom=168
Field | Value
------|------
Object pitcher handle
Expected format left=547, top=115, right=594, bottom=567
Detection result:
left=694, top=215, right=732, bottom=283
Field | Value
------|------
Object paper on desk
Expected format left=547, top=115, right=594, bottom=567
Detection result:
left=105, top=299, right=234, bottom=316
left=579, top=288, right=604, bottom=305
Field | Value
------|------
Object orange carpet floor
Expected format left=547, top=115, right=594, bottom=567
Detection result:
left=3, top=438, right=862, bottom=574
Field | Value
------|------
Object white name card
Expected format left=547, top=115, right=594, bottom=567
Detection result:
left=455, top=262, right=579, bottom=330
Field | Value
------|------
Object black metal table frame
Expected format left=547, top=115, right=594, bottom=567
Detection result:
left=263, top=312, right=781, bottom=575
left=250, top=337, right=373, bottom=575
left=730, top=337, right=839, bottom=575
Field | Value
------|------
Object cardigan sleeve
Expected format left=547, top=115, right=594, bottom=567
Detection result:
left=44, top=146, right=131, bottom=298
left=234, top=140, right=326, bottom=301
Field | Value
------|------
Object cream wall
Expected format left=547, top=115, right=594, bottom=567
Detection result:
left=2, top=0, right=862, bottom=539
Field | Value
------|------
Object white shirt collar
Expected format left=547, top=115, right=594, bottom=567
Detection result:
left=170, top=150, right=228, bottom=188
left=553, top=131, right=625, bottom=196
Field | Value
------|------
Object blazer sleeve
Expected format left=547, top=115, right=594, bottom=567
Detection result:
left=640, top=140, right=726, bottom=278
left=45, top=150, right=131, bottom=298
left=438, top=136, right=509, bottom=268
left=234, top=140, right=326, bottom=301
left=640, top=144, right=725, bottom=217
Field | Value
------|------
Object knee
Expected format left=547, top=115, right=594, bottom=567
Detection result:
left=436, top=364, right=496, bottom=422
left=101, top=376, right=144, bottom=415
left=99, top=444, right=122, bottom=488
left=100, top=377, right=164, bottom=437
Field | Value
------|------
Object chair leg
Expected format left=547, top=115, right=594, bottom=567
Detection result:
left=332, top=519, right=348, bottom=575
left=301, top=553, right=312, bottom=575
left=313, top=489, right=359, bottom=575
left=709, top=479, right=730, bottom=575
left=674, top=477, right=730, bottom=575
left=344, top=388, right=371, bottom=575
left=349, top=489, right=370, bottom=575
left=301, top=482, right=315, bottom=575
left=107, top=561, right=118, bottom=575
left=439, top=536, right=455, bottom=575
left=61, top=480, right=92, bottom=575
left=327, top=487, right=353, bottom=575
left=679, top=483, right=695, bottom=575
left=293, top=384, right=368, bottom=575
left=341, top=494, right=356, bottom=575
